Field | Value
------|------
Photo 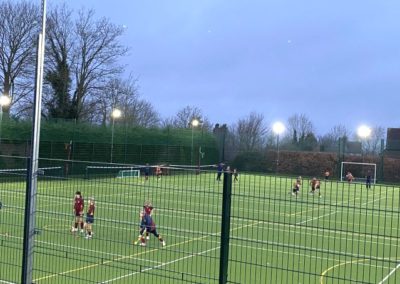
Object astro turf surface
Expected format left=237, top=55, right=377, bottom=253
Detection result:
left=1, top=171, right=400, bottom=283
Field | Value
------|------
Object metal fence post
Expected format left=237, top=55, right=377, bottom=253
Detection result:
left=336, top=137, right=341, bottom=179
left=22, top=2, right=46, bottom=282
left=219, top=171, right=232, bottom=284
left=379, top=138, right=385, bottom=182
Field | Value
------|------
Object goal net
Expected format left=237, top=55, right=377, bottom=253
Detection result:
left=85, top=165, right=141, bottom=179
left=0, top=166, right=63, bottom=178
left=117, top=169, right=140, bottom=178
left=340, top=162, right=377, bottom=184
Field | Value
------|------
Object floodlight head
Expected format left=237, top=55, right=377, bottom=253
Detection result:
left=357, top=125, right=371, bottom=139
left=0, top=95, right=11, bottom=107
left=191, top=119, right=200, bottom=127
left=273, top=121, right=285, bottom=135
left=111, top=108, right=122, bottom=119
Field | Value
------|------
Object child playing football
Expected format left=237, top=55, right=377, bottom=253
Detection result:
left=292, top=176, right=302, bottom=197
left=144, top=163, right=150, bottom=181
left=233, top=168, right=239, bottom=182
left=310, top=177, right=321, bottom=196
left=366, top=171, right=372, bottom=189
left=84, top=197, right=95, bottom=239
left=71, top=191, right=84, bottom=234
left=155, top=166, right=162, bottom=180
left=134, top=201, right=166, bottom=247
left=346, top=172, right=354, bottom=183
left=324, top=169, right=330, bottom=180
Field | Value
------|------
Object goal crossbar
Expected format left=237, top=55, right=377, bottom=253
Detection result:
left=340, top=161, right=377, bottom=184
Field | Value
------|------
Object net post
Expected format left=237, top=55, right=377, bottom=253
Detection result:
left=219, top=171, right=232, bottom=284
left=340, top=161, right=343, bottom=182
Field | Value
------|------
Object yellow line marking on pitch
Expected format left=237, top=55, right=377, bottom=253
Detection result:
left=34, top=221, right=261, bottom=282
left=320, top=259, right=368, bottom=284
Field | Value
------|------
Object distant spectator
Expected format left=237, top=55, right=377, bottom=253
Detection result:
left=216, top=163, right=223, bottom=181
left=366, top=171, right=372, bottom=189
left=233, top=168, right=239, bottom=182
left=144, top=163, right=150, bottom=181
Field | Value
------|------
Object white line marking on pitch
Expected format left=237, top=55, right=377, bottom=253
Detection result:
left=296, top=196, right=384, bottom=225
left=378, top=262, right=400, bottom=284
left=0, top=280, right=16, bottom=284
left=100, top=246, right=220, bottom=283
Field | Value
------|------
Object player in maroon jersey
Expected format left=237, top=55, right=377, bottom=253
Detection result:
left=134, top=201, right=165, bottom=247
left=155, top=166, right=162, bottom=180
left=71, top=191, right=84, bottom=234
left=309, top=177, right=321, bottom=197
left=84, top=197, right=95, bottom=239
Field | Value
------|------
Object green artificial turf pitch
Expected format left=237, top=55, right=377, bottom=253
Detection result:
left=1, top=172, right=400, bottom=283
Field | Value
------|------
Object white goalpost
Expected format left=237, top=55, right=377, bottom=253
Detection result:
left=117, top=169, right=141, bottom=178
left=85, top=165, right=141, bottom=179
left=340, top=161, right=377, bottom=184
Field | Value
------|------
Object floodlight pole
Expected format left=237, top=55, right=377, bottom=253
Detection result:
left=191, top=125, right=194, bottom=165
left=0, top=82, right=12, bottom=144
left=0, top=102, right=3, bottom=144
left=22, top=1, right=46, bottom=283
left=111, top=116, right=115, bottom=163
left=276, top=134, right=280, bottom=173
left=190, top=119, right=200, bottom=165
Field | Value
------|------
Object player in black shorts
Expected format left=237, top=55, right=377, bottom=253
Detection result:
left=291, top=176, right=302, bottom=197
left=324, top=170, right=330, bottom=180
left=366, top=172, right=372, bottom=189
left=144, top=163, right=150, bottom=181
left=84, top=197, right=95, bottom=239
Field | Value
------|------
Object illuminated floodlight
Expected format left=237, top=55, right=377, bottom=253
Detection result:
left=0, top=95, right=11, bottom=107
left=191, top=119, right=200, bottom=127
left=273, top=121, right=285, bottom=135
left=357, top=125, right=371, bottom=139
left=111, top=108, right=122, bottom=119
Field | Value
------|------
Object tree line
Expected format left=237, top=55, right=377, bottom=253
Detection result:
left=0, top=1, right=386, bottom=156
left=224, top=112, right=386, bottom=156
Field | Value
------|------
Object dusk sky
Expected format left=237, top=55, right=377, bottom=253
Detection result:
left=50, top=0, right=399, bottom=135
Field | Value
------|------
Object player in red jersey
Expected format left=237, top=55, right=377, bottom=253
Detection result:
left=346, top=172, right=354, bottom=183
left=84, top=197, right=95, bottom=239
left=155, top=166, right=162, bottom=180
left=291, top=176, right=302, bottom=197
left=134, top=201, right=166, bottom=247
left=71, top=191, right=84, bottom=234
left=310, top=177, right=321, bottom=197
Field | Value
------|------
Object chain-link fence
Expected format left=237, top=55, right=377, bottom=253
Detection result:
left=1, top=157, right=400, bottom=283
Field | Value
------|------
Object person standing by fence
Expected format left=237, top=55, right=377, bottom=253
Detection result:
left=216, top=163, right=223, bottom=181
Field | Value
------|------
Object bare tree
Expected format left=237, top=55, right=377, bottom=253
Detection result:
left=330, top=124, right=351, bottom=140
left=93, top=76, right=159, bottom=127
left=43, top=7, right=128, bottom=121
left=127, top=100, right=160, bottom=128
left=71, top=9, right=128, bottom=121
left=362, top=126, right=385, bottom=154
left=164, top=105, right=212, bottom=130
left=319, top=124, right=351, bottom=150
left=0, top=1, right=39, bottom=116
left=287, top=113, right=314, bottom=142
left=230, top=112, right=269, bottom=152
left=43, top=4, right=74, bottom=119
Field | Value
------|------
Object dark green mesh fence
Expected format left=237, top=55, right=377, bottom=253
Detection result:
left=1, top=157, right=400, bottom=283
